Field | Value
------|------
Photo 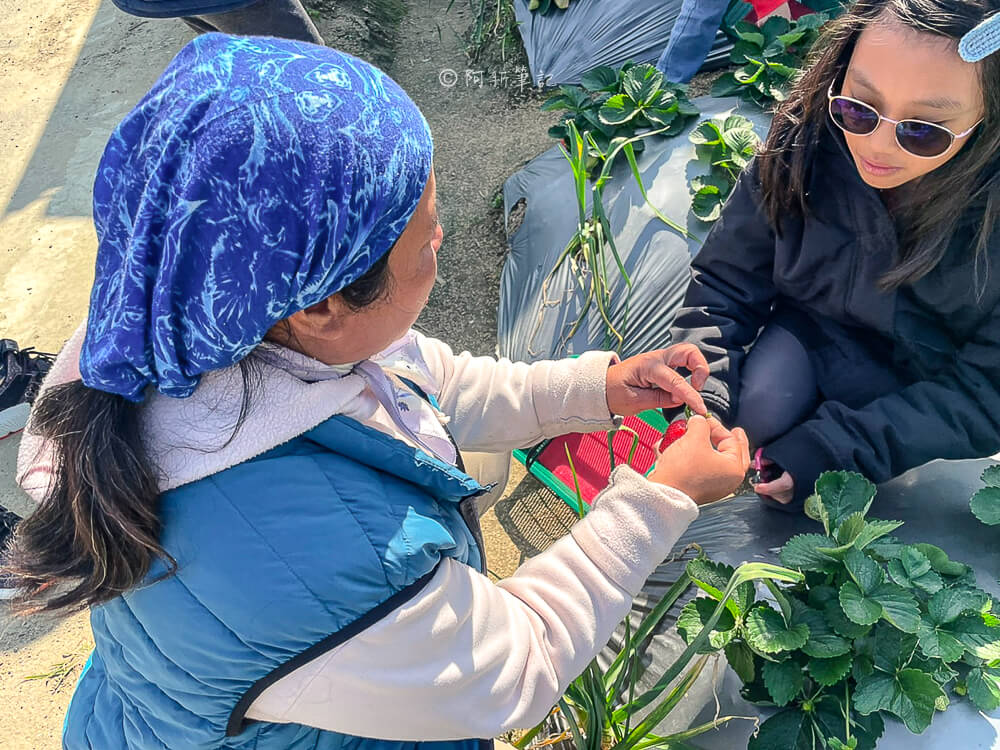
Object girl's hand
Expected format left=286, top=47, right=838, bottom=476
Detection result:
left=756, top=468, right=795, bottom=505
left=649, top=416, right=750, bottom=505
left=606, top=344, right=710, bottom=417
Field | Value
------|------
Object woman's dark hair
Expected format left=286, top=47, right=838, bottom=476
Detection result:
left=758, top=0, right=1000, bottom=291
left=340, top=249, right=393, bottom=310
left=3, top=254, right=394, bottom=614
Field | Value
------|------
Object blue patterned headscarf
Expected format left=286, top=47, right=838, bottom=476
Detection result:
left=81, top=34, right=433, bottom=402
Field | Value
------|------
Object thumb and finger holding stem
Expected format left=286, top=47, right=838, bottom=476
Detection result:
left=610, top=345, right=791, bottom=505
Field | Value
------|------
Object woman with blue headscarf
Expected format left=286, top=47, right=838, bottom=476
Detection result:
left=5, top=34, right=749, bottom=750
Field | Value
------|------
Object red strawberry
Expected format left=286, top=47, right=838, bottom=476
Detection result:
left=658, top=419, right=688, bottom=453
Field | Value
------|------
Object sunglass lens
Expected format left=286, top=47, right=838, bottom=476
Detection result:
left=830, top=97, right=879, bottom=135
left=896, top=120, right=953, bottom=158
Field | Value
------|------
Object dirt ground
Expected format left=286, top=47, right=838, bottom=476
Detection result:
left=0, top=0, right=587, bottom=746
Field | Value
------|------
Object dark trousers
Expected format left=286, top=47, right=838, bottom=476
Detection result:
left=182, top=0, right=324, bottom=45
left=735, top=307, right=902, bottom=511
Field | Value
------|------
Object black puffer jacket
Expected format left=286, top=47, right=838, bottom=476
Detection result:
left=670, top=122, right=1000, bottom=501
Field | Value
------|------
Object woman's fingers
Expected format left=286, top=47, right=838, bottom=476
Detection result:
left=709, top=420, right=750, bottom=473
left=756, top=471, right=795, bottom=503
left=649, top=364, right=708, bottom=415
left=665, top=343, right=711, bottom=390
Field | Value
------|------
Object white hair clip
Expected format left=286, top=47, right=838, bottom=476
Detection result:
left=960, top=12, right=1000, bottom=62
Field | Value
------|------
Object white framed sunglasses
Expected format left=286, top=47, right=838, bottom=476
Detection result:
left=827, top=81, right=982, bottom=159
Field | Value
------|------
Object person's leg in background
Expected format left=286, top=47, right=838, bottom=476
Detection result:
left=733, top=323, right=820, bottom=448
left=0, top=341, right=55, bottom=600
left=655, top=0, right=732, bottom=83
left=182, top=0, right=324, bottom=45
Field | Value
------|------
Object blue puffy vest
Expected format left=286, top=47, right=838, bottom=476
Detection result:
left=62, top=413, right=492, bottom=750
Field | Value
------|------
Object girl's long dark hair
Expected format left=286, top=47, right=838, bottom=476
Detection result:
left=3, top=252, right=393, bottom=614
left=758, top=0, right=1000, bottom=290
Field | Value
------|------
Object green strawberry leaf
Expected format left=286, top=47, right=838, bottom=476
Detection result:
left=794, top=12, right=828, bottom=32
left=748, top=709, right=811, bottom=750
left=956, top=616, right=1000, bottom=660
left=724, top=640, right=756, bottom=684
left=825, top=600, right=872, bottom=639
left=735, top=29, right=766, bottom=48
left=815, top=472, right=876, bottom=528
left=836, top=512, right=866, bottom=545
left=780, top=533, right=840, bottom=573
left=621, top=64, right=664, bottom=104
left=917, top=616, right=973, bottom=662
left=854, top=519, right=905, bottom=551
left=579, top=65, right=619, bottom=92
left=927, top=587, right=990, bottom=625
left=720, top=126, right=760, bottom=156
left=777, top=30, right=807, bottom=46
left=676, top=97, right=700, bottom=117
left=874, top=583, right=922, bottom=633
left=803, top=492, right=830, bottom=532
left=853, top=653, right=875, bottom=682
left=967, top=666, right=1000, bottom=712
left=971, top=486, right=1000, bottom=526
left=690, top=174, right=731, bottom=195
left=767, top=60, right=799, bottom=78
left=598, top=94, right=640, bottom=126
left=854, top=668, right=946, bottom=734
left=677, top=597, right=737, bottom=651
left=644, top=107, right=678, bottom=130
left=840, top=581, right=921, bottom=632
left=982, top=464, right=1000, bottom=487
left=913, top=543, right=970, bottom=577
left=685, top=557, right=754, bottom=618
left=762, top=659, right=803, bottom=706
left=813, top=695, right=884, bottom=750
left=868, top=535, right=906, bottom=562
left=730, top=39, right=761, bottom=64
left=888, top=548, right=944, bottom=595
left=808, top=653, right=853, bottom=686
left=691, top=190, right=724, bottom=222
left=760, top=15, right=791, bottom=43
left=710, top=72, right=743, bottom=98
left=791, top=600, right=851, bottom=658
left=910, top=654, right=959, bottom=685
left=807, top=584, right=838, bottom=608
left=688, top=120, right=722, bottom=145
left=840, top=581, right=882, bottom=626
left=541, top=94, right=573, bottom=112
left=873, top=625, right=918, bottom=673
left=844, top=548, right=884, bottom=592
left=745, top=605, right=810, bottom=654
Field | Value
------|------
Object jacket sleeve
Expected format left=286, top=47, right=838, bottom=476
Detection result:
left=765, top=306, right=1000, bottom=502
left=244, top=467, right=699, bottom=740
left=668, top=161, right=779, bottom=422
left=414, top=332, right=619, bottom=453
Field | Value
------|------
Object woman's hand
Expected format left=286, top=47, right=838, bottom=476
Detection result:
left=649, top=416, right=750, bottom=505
left=606, top=344, right=711, bottom=417
left=755, top=467, right=795, bottom=505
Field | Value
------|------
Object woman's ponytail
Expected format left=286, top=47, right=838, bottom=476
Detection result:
left=4, top=382, right=172, bottom=613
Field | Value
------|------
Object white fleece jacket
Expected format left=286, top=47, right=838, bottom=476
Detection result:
left=17, top=325, right=700, bottom=741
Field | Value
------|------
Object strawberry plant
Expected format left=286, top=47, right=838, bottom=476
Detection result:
left=679, top=471, right=1000, bottom=748
left=712, top=14, right=829, bottom=107
left=543, top=63, right=700, bottom=177
left=687, top=114, right=761, bottom=222
left=531, top=120, right=696, bottom=354
left=516, top=551, right=804, bottom=750
left=970, top=464, right=1000, bottom=528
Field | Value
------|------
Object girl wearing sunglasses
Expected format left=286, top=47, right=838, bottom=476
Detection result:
left=668, top=0, right=1000, bottom=508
